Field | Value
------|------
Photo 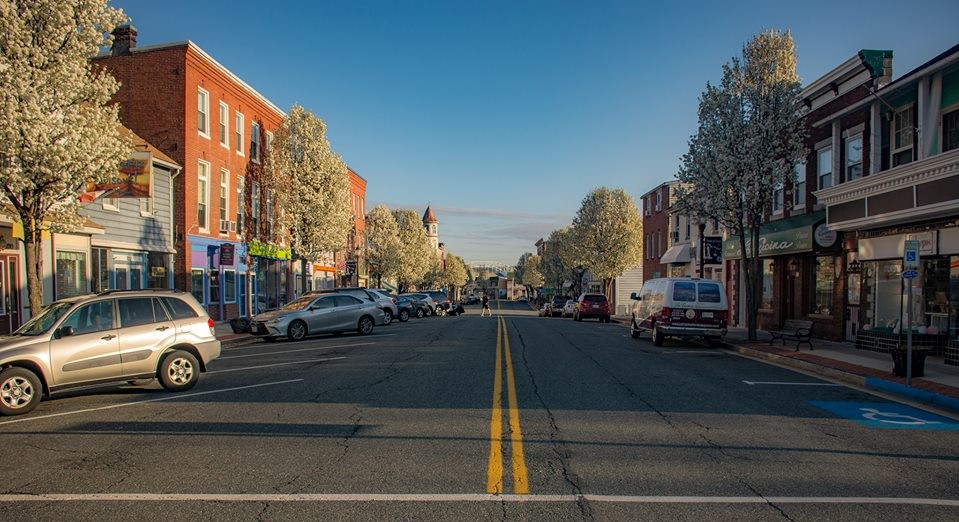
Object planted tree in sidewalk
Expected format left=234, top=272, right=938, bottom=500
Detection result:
left=364, top=204, right=400, bottom=288
left=570, top=187, right=643, bottom=298
left=391, top=209, right=431, bottom=293
left=272, top=105, right=351, bottom=296
left=0, top=0, right=131, bottom=315
left=442, top=253, right=468, bottom=299
left=539, top=227, right=579, bottom=297
left=516, top=253, right=543, bottom=299
left=676, top=30, right=806, bottom=340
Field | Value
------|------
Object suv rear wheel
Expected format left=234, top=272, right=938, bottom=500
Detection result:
left=399, top=309, right=410, bottom=322
left=159, top=350, right=200, bottom=391
left=0, top=367, right=42, bottom=416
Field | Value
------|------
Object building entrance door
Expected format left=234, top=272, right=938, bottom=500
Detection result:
left=0, top=255, right=21, bottom=334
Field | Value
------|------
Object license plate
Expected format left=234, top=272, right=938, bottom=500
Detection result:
left=591, top=304, right=599, bottom=309
left=702, top=312, right=713, bottom=319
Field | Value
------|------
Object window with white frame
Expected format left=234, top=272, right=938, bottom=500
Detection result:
left=817, top=147, right=833, bottom=190
left=219, top=101, right=229, bottom=147
left=772, top=182, right=784, bottom=214
left=139, top=167, right=153, bottom=215
left=266, top=131, right=273, bottom=154
left=265, top=189, right=273, bottom=237
left=235, top=112, right=245, bottom=156
left=219, top=168, right=229, bottom=231
left=655, top=190, right=662, bottom=211
left=224, top=269, right=236, bottom=303
left=236, top=176, right=245, bottom=235
left=197, top=87, right=209, bottom=137
left=191, top=269, right=204, bottom=304
left=892, top=105, right=915, bottom=167
left=644, top=198, right=650, bottom=216
left=793, top=161, right=806, bottom=208
left=251, top=183, right=260, bottom=235
left=942, top=107, right=958, bottom=153
left=845, top=134, right=863, bottom=182
left=103, top=195, right=119, bottom=211
left=250, top=122, right=261, bottom=163
left=197, top=160, right=210, bottom=231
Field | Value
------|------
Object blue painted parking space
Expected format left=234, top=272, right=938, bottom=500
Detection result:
left=809, top=401, right=959, bottom=430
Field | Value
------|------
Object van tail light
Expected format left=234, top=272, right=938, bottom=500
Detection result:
left=208, top=318, right=216, bottom=336
left=661, top=307, right=672, bottom=323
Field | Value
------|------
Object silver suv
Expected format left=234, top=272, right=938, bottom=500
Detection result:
left=0, top=289, right=221, bottom=416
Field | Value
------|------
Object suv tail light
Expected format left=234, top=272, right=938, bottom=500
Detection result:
left=208, top=317, right=216, bottom=336
left=391, top=298, right=397, bottom=304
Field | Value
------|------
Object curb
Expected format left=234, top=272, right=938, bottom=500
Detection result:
left=864, top=377, right=959, bottom=413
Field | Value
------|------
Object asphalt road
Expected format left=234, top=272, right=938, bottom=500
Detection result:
left=1, top=300, right=957, bottom=521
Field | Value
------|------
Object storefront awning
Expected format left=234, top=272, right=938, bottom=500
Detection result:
left=723, top=210, right=839, bottom=259
left=660, top=244, right=691, bottom=265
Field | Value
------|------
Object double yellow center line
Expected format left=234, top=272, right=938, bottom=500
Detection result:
left=486, top=314, right=529, bottom=494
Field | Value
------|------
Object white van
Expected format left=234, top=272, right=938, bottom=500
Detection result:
left=629, top=277, right=729, bottom=346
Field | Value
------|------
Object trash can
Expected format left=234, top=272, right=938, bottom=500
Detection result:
left=890, top=349, right=927, bottom=377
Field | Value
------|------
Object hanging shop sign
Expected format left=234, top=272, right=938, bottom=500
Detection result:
left=219, top=243, right=235, bottom=266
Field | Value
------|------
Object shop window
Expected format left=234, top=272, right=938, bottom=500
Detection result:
left=191, top=269, right=204, bottom=304
left=760, top=260, right=774, bottom=310
left=56, top=251, right=87, bottom=299
left=811, top=256, right=835, bottom=315
left=922, top=258, right=950, bottom=335
left=862, top=260, right=903, bottom=332
left=210, top=269, right=220, bottom=304
left=91, top=248, right=109, bottom=292
left=950, top=257, right=959, bottom=340
left=224, top=269, right=236, bottom=304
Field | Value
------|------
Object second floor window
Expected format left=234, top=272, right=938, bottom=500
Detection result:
left=943, top=108, right=958, bottom=153
left=236, top=176, right=245, bottom=235
left=817, top=147, right=833, bottom=190
left=197, top=88, right=209, bottom=136
left=655, top=191, right=662, bottom=211
left=219, top=169, right=229, bottom=225
left=197, top=161, right=210, bottom=230
left=892, top=105, right=915, bottom=167
left=793, top=161, right=806, bottom=208
left=772, top=182, right=784, bottom=214
left=845, top=134, right=863, bottom=182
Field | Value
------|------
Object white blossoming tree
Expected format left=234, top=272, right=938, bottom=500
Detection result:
left=441, top=253, right=468, bottom=298
left=364, top=204, right=400, bottom=288
left=391, top=209, right=431, bottom=293
left=538, top=227, right=579, bottom=297
left=272, top=105, right=352, bottom=294
left=676, top=30, right=806, bottom=340
left=570, top=187, right=643, bottom=298
left=0, top=0, right=131, bottom=314
left=515, top=253, right=543, bottom=298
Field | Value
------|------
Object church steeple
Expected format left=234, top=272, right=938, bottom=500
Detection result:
left=423, top=206, right=439, bottom=251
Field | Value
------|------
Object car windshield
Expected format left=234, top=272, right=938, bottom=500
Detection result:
left=14, top=302, right=75, bottom=336
left=280, top=295, right=316, bottom=311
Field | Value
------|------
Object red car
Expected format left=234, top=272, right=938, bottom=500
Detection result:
left=573, top=293, right=611, bottom=323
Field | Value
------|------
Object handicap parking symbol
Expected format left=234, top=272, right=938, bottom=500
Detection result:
left=810, top=401, right=959, bottom=430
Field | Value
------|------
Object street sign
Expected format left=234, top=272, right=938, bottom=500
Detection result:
left=902, top=270, right=918, bottom=279
left=903, top=239, right=920, bottom=271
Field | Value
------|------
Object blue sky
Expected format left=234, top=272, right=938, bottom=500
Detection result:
left=110, top=0, right=959, bottom=265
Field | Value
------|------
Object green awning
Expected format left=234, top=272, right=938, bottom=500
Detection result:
left=723, top=211, right=839, bottom=259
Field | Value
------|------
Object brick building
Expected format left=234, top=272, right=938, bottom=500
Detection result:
left=95, top=25, right=287, bottom=320
left=641, top=181, right=677, bottom=281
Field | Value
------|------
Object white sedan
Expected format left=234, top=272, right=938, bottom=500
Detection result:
left=562, top=300, right=576, bottom=318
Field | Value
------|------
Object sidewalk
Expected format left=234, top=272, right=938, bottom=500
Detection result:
left=611, top=318, right=959, bottom=415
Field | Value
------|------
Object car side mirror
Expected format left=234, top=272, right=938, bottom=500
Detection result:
left=58, top=326, right=75, bottom=338
left=630, top=292, right=641, bottom=301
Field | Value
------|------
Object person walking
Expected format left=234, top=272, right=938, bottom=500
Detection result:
left=481, top=295, right=491, bottom=317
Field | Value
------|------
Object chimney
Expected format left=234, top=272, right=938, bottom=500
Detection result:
left=111, top=24, right=137, bottom=56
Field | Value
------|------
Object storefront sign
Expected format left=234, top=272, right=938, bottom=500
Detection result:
left=723, top=212, right=837, bottom=259
left=219, top=243, right=235, bottom=266
left=81, top=151, right=152, bottom=200
left=703, top=237, right=723, bottom=265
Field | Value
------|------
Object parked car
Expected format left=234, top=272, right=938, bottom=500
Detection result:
left=319, top=287, right=396, bottom=325
left=539, top=303, right=550, bottom=317
left=561, top=299, right=576, bottom=318
left=549, top=295, right=568, bottom=317
left=424, top=291, right=451, bottom=312
left=629, top=277, right=729, bottom=346
left=0, top=289, right=221, bottom=416
left=465, top=295, right=480, bottom=305
left=367, top=289, right=402, bottom=324
left=573, top=293, right=611, bottom=322
left=402, top=293, right=438, bottom=317
left=391, top=295, right=417, bottom=322
left=250, top=293, right=385, bottom=342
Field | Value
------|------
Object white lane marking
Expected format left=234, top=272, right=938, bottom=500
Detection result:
left=218, top=343, right=372, bottom=359
left=0, top=494, right=955, bottom=506
left=743, top=380, right=840, bottom=386
left=0, top=380, right=303, bottom=427
left=208, top=358, right=346, bottom=375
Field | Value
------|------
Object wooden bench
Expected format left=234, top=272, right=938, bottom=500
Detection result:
left=768, top=319, right=814, bottom=351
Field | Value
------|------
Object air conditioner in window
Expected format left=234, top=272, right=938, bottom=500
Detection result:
left=229, top=221, right=237, bottom=232
left=219, top=219, right=230, bottom=233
